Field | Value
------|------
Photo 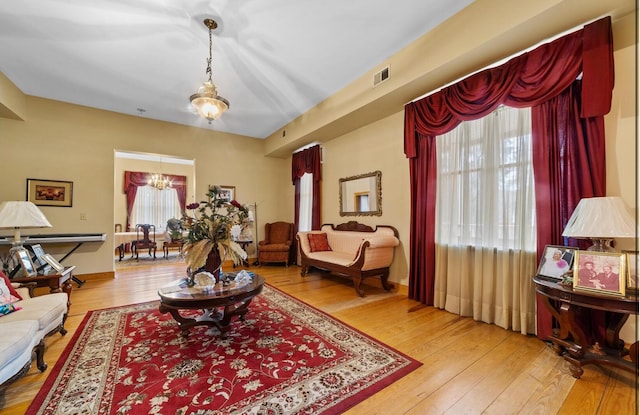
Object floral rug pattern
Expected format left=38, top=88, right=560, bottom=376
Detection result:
left=28, top=285, right=421, bottom=414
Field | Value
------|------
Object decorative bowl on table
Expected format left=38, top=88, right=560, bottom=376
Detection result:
left=193, top=271, right=217, bottom=293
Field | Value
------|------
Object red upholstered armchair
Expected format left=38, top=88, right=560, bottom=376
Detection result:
left=258, top=222, right=294, bottom=266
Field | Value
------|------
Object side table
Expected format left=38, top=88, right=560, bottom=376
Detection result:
left=533, top=275, right=638, bottom=378
left=12, top=266, right=76, bottom=309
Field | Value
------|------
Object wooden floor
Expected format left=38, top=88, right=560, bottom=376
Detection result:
left=1, top=260, right=638, bottom=414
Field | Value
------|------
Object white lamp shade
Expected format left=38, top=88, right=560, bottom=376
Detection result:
left=562, top=197, right=635, bottom=238
left=0, top=201, right=52, bottom=229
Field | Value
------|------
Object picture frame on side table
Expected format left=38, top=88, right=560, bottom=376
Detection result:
left=218, top=185, right=235, bottom=202
left=12, top=247, right=38, bottom=277
left=573, top=250, right=626, bottom=296
left=536, top=245, right=575, bottom=279
left=623, top=250, right=638, bottom=293
left=42, top=253, right=65, bottom=273
left=28, top=244, right=51, bottom=274
left=26, top=178, right=73, bottom=207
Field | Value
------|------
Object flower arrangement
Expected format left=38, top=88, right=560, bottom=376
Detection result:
left=181, top=185, right=250, bottom=274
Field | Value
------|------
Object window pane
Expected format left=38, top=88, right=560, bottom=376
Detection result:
left=435, top=106, right=536, bottom=251
left=298, top=173, right=313, bottom=232
left=131, top=186, right=181, bottom=230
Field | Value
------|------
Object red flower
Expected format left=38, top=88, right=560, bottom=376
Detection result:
left=230, top=200, right=242, bottom=209
left=186, top=202, right=200, bottom=210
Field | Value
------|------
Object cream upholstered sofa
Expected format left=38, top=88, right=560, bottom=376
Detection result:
left=0, top=279, right=68, bottom=389
left=297, top=221, right=399, bottom=297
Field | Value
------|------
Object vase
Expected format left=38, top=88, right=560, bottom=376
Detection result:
left=204, top=248, right=222, bottom=281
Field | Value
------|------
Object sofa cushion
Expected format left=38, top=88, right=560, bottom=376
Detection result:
left=0, top=271, right=22, bottom=302
left=0, top=320, right=38, bottom=385
left=1, top=293, right=67, bottom=332
left=260, top=243, right=291, bottom=252
left=308, top=233, right=331, bottom=252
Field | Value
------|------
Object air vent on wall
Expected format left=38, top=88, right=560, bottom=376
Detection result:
left=373, top=66, right=390, bottom=86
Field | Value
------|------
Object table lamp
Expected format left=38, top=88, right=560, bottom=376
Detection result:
left=562, top=197, right=635, bottom=252
left=0, top=201, right=52, bottom=249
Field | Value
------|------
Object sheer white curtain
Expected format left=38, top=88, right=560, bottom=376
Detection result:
left=131, top=186, right=182, bottom=230
left=298, top=173, right=313, bottom=232
left=433, top=105, right=538, bottom=334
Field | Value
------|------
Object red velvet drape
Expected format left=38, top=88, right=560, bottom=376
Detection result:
left=291, top=145, right=322, bottom=263
left=532, top=81, right=606, bottom=338
left=403, top=17, right=612, bottom=336
left=291, top=145, right=322, bottom=230
left=123, top=171, right=187, bottom=230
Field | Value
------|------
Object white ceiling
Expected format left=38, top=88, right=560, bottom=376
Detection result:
left=0, top=0, right=474, bottom=139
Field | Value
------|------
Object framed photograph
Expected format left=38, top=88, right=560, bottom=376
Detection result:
left=12, top=247, right=38, bottom=277
left=28, top=244, right=51, bottom=273
left=573, top=250, right=626, bottom=296
left=623, top=250, right=638, bottom=293
left=27, top=178, right=73, bottom=207
left=219, top=185, right=235, bottom=202
left=42, top=253, right=65, bottom=273
left=536, top=245, right=575, bottom=279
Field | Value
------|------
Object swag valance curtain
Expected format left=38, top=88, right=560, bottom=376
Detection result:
left=404, top=17, right=613, bottom=157
left=123, top=171, right=187, bottom=231
left=403, top=17, right=613, bottom=336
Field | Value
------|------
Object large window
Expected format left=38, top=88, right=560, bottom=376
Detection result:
left=298, top=173, right=313, bottom=232
left=435, top=105, right=536, bottom=251
left=130, top=186, right=182, bottom=229
left=433, top=105, right=538, bottom=334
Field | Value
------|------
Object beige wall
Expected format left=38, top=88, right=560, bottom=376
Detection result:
left=318, top=112, right=411, bottom=284
left=0, top=98, right=293, bottom=275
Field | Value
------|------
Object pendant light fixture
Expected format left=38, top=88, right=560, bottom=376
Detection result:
left=148, top=173, right=172, bottom=190
left=190, top=18, right=229, bottom=123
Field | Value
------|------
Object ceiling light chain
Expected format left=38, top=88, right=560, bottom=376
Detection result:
left=190, top=18, right=229, bottom=124
left=206, top=19, right=213, bottom=83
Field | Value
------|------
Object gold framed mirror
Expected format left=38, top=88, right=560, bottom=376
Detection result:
left=339, top=171, right=382, bottom=216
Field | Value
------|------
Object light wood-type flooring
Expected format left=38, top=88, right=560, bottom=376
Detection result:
left=1, top=260, right=638, bottom=414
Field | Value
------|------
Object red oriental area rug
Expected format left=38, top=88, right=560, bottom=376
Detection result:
left=27, top=285, right=421, bottom=414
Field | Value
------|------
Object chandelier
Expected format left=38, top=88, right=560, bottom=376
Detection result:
left=148, top=173, right=172, bottom=190
left=190, top=18, right=229, bottom=123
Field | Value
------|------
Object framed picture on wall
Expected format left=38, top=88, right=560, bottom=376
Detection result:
left=573, top=251, right=626, bottom=296
left=27, top=178, right=73, bottom=207
left=218, top=185, right=235, bottom=202
left=536, top=245, right=575, bottom=279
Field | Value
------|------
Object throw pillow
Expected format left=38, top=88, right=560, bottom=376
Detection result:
left=0, top=271, right=22, bottom=303
left=0, top=302, right=21, bottom=317
left=308, top=233, right=332, bottom=252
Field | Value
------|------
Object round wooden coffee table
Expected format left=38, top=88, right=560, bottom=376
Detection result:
left=158, top=275, right=264, bottom=338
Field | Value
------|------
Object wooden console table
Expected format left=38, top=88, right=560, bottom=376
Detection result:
left=12, top=266, right=76, bottom=309
left=533, top=275, right=638, bottom=379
